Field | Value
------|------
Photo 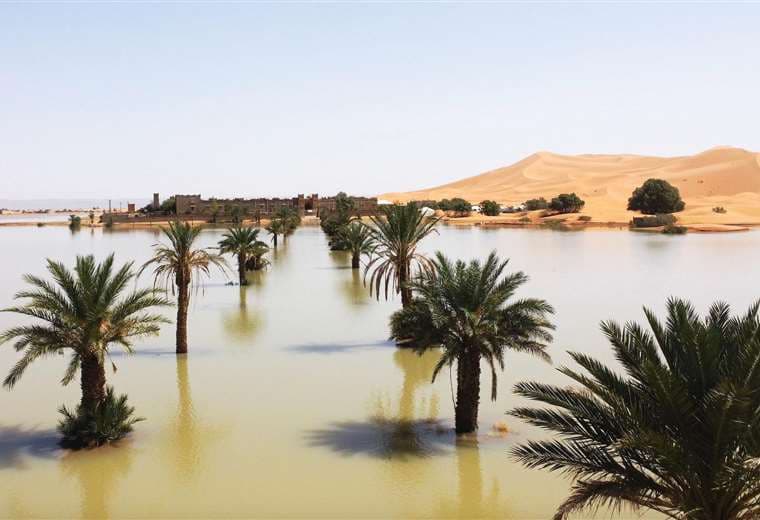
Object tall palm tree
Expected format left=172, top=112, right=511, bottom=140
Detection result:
left=390, top=251, right=554, bottom=434
left=141, top=221, right=226, bottom=354
left=218, top=225, right=267, bottom=285
left=339, top=221, right=374, bottom=269
left=265, top=218, right=286, bottom=248
left=510, top=298, right=760, bottom=520
left=244, top=242, right=270, bottom=271
left=365, top=203, right=439, bottom=307
left=0, top=254, right=170, bottom=414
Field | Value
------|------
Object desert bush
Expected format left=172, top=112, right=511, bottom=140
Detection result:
left=549, top=193, right=585, bottom=214
left=631, top=214, right=676, bottom=228
left=518, top=216, right=531, bottom=223
left=577, top=215, right=592, bottom=222
left=663, top=224, right=687, bottom=235
left=628, top=179, right=685, bottom=214
left=58, top=387, right=144, bottom=449
left=480, top=200, right=501, bottom=216
left=524, top=197, right=549, bottom=211
left=713, top=206, right=727, bottom=214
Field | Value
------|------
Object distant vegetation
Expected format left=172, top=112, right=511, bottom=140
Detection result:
left=628, top=178, right=685, bottom=214
left=434, top=198, right=471, bottom=215
left=524, top=197, right=549, bottom=211
left=713, top=206, right=727, bottom=214
left=663, top=223, right=688, bottom=235
left=339, top=221, right=374, bottom=269
left=631, top=213, right=676, bottom=228
left=320, top=192, right=356, bottom=250
left=479, top=200, right=501, bottom=216
left=548, top=193, right=585, bottom=214
left=68, top=214, right=81, bottom=230
left=218, top=226, right=269, bottom=285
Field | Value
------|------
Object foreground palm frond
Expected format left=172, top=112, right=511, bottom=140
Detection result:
left=510, top=298, right=760, bottom=520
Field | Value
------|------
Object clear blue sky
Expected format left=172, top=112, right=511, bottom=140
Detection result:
left=1, top=2, right=759, bottom=200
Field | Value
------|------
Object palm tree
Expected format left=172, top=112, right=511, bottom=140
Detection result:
left=245, top=241, right=270, bottom=271
left=265, top=218, right=286, bottom=248
left=365, top=203, right=439, bottom=307
left=510, top=298, right=760, bottom=520
left=68, top=214, right=81, bottom=230
left=218, top=226, right=267, bottom=285
left=390, top=251, right=554, bottom=434
left=141, top=221, right=227, bottom=354
left=0, top=254, right=169, bottom=416
left=339, top=221, right=374, bottom=269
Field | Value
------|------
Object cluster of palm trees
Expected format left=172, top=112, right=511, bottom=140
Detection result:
left=265, top=207, right=300, bottom=247
left=3, top=204, right=760, bottom=518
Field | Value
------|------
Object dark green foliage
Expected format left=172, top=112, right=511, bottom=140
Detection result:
left=389, top=251, right=554, bottom=433
left=58, top=387, right=144, bottom=449
left=230, top=206, right=243, bottom=224
left=627, top=178, right=685, bottom=214
left=663, top=224, right=687, bottom=235
left=437, top=198, right=471, bottom=214
left=631, top=213, right=676, bottom=228
left=524, top=197, right=549, bottom=211
left=218, top=226, right=269, bottom=283
left=480, top=200, right=501, bottom=216
left=160, top=196, right=176, bottom=214
left=68, top=215, right=81, bottom=230
left=320, top=192, right=357, bottom=251
left=548, top=193, right=585, bottom=214
left=510, top=298, right=760, bottom=519
left=339, top=221, right=375, bottom=268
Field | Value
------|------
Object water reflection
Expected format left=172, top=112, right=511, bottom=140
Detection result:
left=60, top=444, right=133, bottom=519
left=339, top=268, right=370, bottom=307
left=169, top=356, right=200, bottom=480
left=305, top=349, right=448, bottom=459
left=222, top=287, right=263, bottom=344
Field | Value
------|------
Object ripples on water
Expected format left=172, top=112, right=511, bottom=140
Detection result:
left=2, top=224, right=757, bottom=518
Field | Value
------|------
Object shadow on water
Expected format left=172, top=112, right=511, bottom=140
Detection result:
left=60, top=442, right=133, bottom=519
left=0, top=425, right=60, bottom=469
left=286, top=340, right=395, bottom=355
left=305, top=349, right=448, bottom=460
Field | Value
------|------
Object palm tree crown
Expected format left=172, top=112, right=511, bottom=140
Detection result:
left=339, top=221, right=375, bottom=269
left=0, top=254, right=170, bottom=409
left=365, top=202, right=439, bottom=307
left=218, top=226, right=267, bottom=285
left=140, top=221, right=226, bottom=353
left=390, top=251, right=554, bottom=434
left=510, top=298, right=760, bottom=520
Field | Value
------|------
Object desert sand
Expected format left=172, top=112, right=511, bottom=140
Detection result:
left=381, top=147, right=760, bottom=229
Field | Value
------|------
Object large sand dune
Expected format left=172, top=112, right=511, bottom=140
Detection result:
left=381, top=147, right=760, bottom=226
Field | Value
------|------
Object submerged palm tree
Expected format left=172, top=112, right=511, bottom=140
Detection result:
left=510, top=298, right=760, bottom=520
left=0, top=255, right=169, bottom=445
left=365, top=203, right=439, bottom=307
left=266, top=218, right=286, bottom=248
left=340, top=221, right=374, bottom=269
left=244, top=242, right=270, bottom=271
left=390, top=251, right=554, bottom=434
left=218, top=226, right=267, bottom=285
left=141, top=221, right=226, bottom=354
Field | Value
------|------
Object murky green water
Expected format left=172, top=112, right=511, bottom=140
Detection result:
left=1, top=224, right=758, bottom=518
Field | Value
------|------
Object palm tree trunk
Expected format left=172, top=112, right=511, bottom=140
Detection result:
left=351, top=252, right=360, bottom=269
left=455, top=349, right=481, bottom=434
left=273, top=234, right=278, bottom=248
left=238, top=253, right=247, bottom=285
left=400, top=261, right=412, bottom=307
left=80, top=352, right=106, bottom=414
left=176, top=279, right=190, bottom=354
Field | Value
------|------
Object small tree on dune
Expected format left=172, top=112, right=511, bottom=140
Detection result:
left=548, top=193, right=585, bottom=214
left=627, top=178, right=685, bottom=214
left=480, top=200, right=501, bottom=216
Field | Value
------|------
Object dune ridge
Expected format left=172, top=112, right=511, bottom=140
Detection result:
left=380, top=147, right=760, bottom=226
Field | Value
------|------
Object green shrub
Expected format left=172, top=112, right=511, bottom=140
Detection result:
left=58, top=387, right=144, bottom=449
left=663, top=224, right=688, bottom=235
left=631, top=214, right=676, bottom=228
left=524, top=197, right=549, bottom=211
left=549, top=193, right=585, bottom=214
left=628, top=179, right=685, bottom=214
left=437, top=198, right=471, bottom=214
left=68, top=215, right=81, bottom=230
left=713, top=206, right=727, bottom=214
left=480, top=200, right=501, bottom=216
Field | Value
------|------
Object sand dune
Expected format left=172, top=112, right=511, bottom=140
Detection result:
left=380, top=147, right=760, bottom=226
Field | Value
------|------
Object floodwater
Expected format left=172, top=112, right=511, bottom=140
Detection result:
left=1, top=224, right=759, bottom=519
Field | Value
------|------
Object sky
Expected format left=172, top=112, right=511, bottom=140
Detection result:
left=1, top=2, right=759, bottom=201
